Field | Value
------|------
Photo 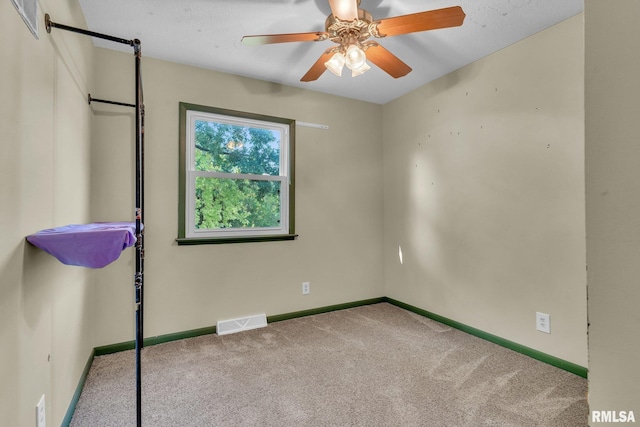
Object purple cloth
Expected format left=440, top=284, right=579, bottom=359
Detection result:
left=26, top=222, right=141, bottom=268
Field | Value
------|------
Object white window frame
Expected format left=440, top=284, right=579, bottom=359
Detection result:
left=180, top=105, right=294, bottom=242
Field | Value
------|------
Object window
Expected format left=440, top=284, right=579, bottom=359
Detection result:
left=177, top=103, right=296, bottom=244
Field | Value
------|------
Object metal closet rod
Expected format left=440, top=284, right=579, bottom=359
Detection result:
left=46, top=14, right=142, bottom=107
left=45, top=13, right=136, bottom=48
left=88, top=94, right=135, bottom=108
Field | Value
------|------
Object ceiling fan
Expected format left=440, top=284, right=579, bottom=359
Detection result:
left=241, top=0, right=466, bottom=82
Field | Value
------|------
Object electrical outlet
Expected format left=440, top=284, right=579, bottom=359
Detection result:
left=36, top=394, right=46, bottom=427
left=302, top=282, right=310, bottom=295
left=536, top=312, right=550, bottom=334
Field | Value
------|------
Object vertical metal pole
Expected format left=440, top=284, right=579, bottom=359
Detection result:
left=44, top=15, right=145, bottom=427
left=134, top=39, right=143, bottom=427
left=139, top=52, right=145, bottom=351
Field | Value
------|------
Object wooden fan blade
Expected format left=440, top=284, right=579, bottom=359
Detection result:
left=328, top=0, right=359, bottom=21
left=301, top=49, right=335, bottom=82
left=376, top=6, right=466, bottom=37
left=365, top=44, right=412, bottom=78
left=242, top=32, right=328, bottom=45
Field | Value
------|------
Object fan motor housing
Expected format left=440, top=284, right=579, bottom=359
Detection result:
left=325, top=9, right=378, bottom=44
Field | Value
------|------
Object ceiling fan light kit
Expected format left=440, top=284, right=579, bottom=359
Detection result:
left=241, top=0, right=465, bottom=82
left=351, top=61, right=370, bottom=77
left=325, top=43, right=369, bottom=77
left=325, top=52, right=346, bottom=76
left=345, top=44, right=366, bottom=69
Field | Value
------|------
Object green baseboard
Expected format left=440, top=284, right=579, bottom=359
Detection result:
left=93, top=297, right=589, bottom=378
left=94, top=340, right=135, bottom=356
left=382, top=297, right=588, bottom=378
left=94, top=325, right=219, bottom=356
left=68, top=295, right=586, bottom=424
left=60, top=348, right=95, bottom=427
left=267, top=297, right=386, bottom=323
left=94, top=298, right=385, bottom=356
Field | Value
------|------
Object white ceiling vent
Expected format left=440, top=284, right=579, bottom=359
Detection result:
left=217, top=314, right=267, bottom=336
left=11, top=0, right=39, bottom=39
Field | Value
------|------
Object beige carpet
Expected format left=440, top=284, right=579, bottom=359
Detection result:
left=70, top=303, right=588, bottom=426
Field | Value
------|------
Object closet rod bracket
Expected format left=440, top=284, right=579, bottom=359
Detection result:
left=134, top=39, right=142, bottom=56
left=44, top=13, right=52, bottom=34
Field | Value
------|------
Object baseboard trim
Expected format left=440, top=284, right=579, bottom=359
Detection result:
left=94, top=325, right=219, bottom=356
left=60, top=348, right=95, bottom=427
left=267, top=297, right=386, bottom=323
left=93, top=298, right=384, bottom=356
left=383, top=297, right=588, bottom=378
left=70, top=295, right=586, bottom=423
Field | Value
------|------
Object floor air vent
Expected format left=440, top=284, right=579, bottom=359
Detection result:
left=217, top=314, right=267, bottom=336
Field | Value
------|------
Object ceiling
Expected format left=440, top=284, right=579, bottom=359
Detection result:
left=77, top=0, right=583, bottom=105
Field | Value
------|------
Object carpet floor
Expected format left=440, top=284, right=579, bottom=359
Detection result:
left=70, top=303, right=588, bottom=426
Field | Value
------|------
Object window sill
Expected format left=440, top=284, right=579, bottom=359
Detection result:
left=176, top=234, right=298, bottom=245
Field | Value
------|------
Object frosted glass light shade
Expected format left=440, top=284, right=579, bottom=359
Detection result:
left=325, top=52, right=345, bottom=76
left=351, top=62, right=370, bottom=77
left=345, top=45, right=366, bottom=70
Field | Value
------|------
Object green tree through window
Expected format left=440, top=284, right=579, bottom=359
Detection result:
left=178, top=103, right=295, bottom=244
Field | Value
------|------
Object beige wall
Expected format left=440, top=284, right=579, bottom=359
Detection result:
left=585, top=0, right=640, bottom=422
left=4, top=3, right=616, bottom=424
left=0, top=0, right=95, bottom=425
left=382, top=15, right=587, bottom=367
left=90, top=49, right=385, bottom=345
